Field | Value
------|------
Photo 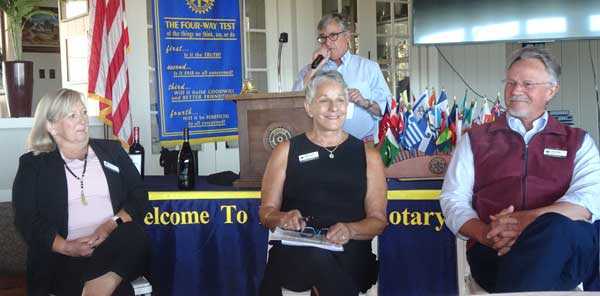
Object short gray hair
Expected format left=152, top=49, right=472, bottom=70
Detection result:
left=305, top=71, right=348, bottom=104
left=317, top=13, right=348, bottom=32
left=28, top=88, right=86, bottom=154
left=507, top=46, right=561, bottom=84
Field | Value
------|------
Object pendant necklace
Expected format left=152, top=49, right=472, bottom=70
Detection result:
left=323, top=144, right=340, bottom=159
left=64, top=153, right=89, bottom=205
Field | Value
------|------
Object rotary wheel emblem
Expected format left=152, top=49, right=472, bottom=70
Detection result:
left=263, top=123, right=296, bottom=150
left=186, top=0, right=215, bottom=14
left=429, top=156, right=447, bottom=175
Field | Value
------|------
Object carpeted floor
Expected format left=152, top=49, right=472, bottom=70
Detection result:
left=0, top=275, right=26, bottom=295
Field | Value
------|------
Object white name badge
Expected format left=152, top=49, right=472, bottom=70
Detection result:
left=543, top=148, right=568, bottom=158
left=103, top=161, right=120, bottom=173
left=298, top=151, right=319, bottom=163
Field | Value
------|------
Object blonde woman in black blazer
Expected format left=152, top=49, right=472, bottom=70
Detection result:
left=12, top=89, right=150, bottom=296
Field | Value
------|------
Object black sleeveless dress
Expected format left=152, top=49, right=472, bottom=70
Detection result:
left=261, top=133, right=378, bottom=295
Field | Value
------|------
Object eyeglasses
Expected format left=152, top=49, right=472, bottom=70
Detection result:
left=502, top=79, right=553, bottom=90
left=300, top=226, right=328, bottom=238
left=317, top=31, right=346, bottom=44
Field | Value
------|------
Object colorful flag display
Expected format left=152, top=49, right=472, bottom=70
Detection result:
left=375, top=89, right=505, bottom=167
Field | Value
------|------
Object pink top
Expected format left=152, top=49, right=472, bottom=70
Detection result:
left=62, top=146, right=114, bottom=240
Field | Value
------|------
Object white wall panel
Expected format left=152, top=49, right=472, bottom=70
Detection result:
left=24, top=52, right=62, bottom=112
left=409, top=45, right=438, bottom=99
left=415, top=43, right=505, bottom=108
left=291, top=0, right=322, bottom=89
left=558, top=41, right=581, bottom=115
left=576, top=41, right=599, bottom=143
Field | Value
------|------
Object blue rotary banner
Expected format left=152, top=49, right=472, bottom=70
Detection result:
left=151, top=0, right=241, bottom=145
left=378, top=199, right=457, bottom=296
left=145, top=194, right=268, bottom=296
left=143, top=179, right=457, bottom=295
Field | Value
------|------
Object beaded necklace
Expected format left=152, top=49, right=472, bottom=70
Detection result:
left=63, top=153, right=88, bottom=205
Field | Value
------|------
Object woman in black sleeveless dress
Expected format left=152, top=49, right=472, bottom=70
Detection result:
left=259, top=71, right=388, bottom=296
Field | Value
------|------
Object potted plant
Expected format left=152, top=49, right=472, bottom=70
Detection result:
left=0, top=0, right=54, bottom=117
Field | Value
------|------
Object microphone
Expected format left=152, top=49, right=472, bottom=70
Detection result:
left=311, top=55, right=324, bottom=69
left=279, top=32, right=288, bottom=43
left=277, top=32, right=288, bottom=92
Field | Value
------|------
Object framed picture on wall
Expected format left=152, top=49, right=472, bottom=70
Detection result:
left=22, top=8, right=60, bottom=53
left=59, top=0, right=89, bottom=21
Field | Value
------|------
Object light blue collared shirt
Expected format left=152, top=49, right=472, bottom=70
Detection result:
left=440, top=112, right=600, bottom=238
left=293, top=50, right=392, bottom=140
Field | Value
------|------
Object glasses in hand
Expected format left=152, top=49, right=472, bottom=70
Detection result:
left=300, top=226, right=329, bottom=238
left=316, top=31, right=346, bottom=44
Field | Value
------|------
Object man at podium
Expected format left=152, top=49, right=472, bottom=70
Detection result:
left=293, top=13, right=392, bottom=143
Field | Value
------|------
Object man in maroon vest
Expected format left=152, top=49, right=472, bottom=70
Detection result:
left=440, top=46, right=600, bottom=292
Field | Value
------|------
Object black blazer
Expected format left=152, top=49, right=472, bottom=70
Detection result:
left=12, top=139, right=148, bottom=295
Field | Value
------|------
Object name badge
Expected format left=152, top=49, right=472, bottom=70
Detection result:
left=298, top=151, right=319, bottom=163
left=543, top=148, right=567, bottom=158
left=103, top=161, right=120, bottom=173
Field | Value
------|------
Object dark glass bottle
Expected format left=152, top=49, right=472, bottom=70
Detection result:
left=129, top=127, right=145, bottom=179
left=177, top=128, right=195, bottom=190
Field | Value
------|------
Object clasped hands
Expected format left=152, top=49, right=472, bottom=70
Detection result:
left=484, top=205, right=537, bottom=256
left=62, top=219, right=117, bottom=257
left=278, top=209, right=352, bottom=245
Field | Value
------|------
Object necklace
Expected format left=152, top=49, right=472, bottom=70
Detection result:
left=323, top=145, right=340, bottom=159
left=64, top=153, right=88, bottom=205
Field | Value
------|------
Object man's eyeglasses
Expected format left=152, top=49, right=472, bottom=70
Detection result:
left=502, top=79, right=553, bottom=90
left=300, top=226, right=328, bottom=238
left=317, top=31, right=346, bottom=44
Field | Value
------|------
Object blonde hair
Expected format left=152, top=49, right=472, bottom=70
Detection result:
left=28, top=89, right=86, bottom=155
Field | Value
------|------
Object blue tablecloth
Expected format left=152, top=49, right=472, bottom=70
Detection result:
left=143, top=176, right=456, bottom=296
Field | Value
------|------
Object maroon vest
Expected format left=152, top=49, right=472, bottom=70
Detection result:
left=469, top=114, right=585, bottom=223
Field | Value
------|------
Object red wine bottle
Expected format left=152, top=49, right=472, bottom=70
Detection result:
left=177, top=128, right=195, bottom=190
left=129, top=127, right=145, bottom=179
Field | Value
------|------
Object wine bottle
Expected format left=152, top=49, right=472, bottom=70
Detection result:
left=129, top=126, right=145, bottom=178
left=177, top=128, right=195, bottom=190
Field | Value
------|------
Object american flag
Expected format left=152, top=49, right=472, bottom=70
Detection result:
left=88, top=0, right=132, bottom=145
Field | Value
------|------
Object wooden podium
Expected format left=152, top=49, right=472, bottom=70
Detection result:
left=225, top=91, right=312, bottom=188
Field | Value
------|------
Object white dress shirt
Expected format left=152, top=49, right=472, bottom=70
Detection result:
left=293, top=50, right=391, bottom=140
left=440, top=112, right=600, bottom=238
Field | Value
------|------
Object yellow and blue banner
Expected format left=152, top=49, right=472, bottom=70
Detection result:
left=145, top=195, right=268, bottom=296
left=152, top=0, right=241, bottom=145
left=379, top=199, right=457, bottom=295
left=143, top=178, right=457, bottom=295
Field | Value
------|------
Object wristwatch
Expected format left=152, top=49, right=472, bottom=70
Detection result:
left=364, top=99, right=374, bottom=109
left=112, top=216, right=124, bottom=226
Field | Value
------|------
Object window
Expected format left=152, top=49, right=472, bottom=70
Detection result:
left=243, top=0, right=268, bottom=91
left=376, top=0, right=409, bottom=97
